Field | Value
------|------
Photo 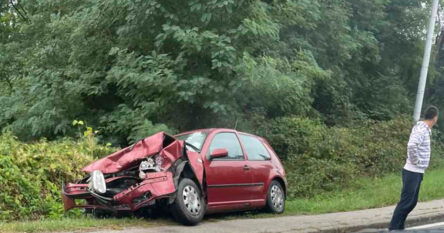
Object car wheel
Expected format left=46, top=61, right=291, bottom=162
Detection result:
left=170, top=178, right=206, bottom=225
left=265, top=180, right=285, bottom=213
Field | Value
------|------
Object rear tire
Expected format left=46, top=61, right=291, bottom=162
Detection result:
left=265, top=180, right=285, bottom=213
left=170, top=178, right=206, bottom=225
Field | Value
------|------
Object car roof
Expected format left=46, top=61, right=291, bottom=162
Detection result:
left=175, top=128, right=226, bottom=136
left=175, top=128, right=263, bottom=140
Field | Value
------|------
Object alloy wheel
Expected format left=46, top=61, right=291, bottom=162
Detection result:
left=182, top=185, right=201, bottom=215
left=270, top=184, right=284, bottom=211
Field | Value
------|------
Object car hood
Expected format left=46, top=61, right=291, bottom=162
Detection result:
left=83, top=132, right=183, bottom=174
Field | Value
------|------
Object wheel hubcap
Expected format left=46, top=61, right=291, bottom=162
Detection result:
left=183, top=185, right=201, bottom=215
left=271, top=185, right=284, bottom=211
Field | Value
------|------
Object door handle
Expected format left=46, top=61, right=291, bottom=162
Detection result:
left=243, top=165, right=250, bottom=171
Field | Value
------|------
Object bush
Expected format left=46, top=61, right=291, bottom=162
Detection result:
left=257, top=117, right=444, bottom=198
left=0, top=132, right=114, bottom=221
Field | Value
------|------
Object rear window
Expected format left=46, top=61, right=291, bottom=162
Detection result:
left=239, top=134, right=271, bottom=161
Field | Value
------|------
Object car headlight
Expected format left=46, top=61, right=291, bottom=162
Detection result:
left=89, top=170, right=106, bottom=194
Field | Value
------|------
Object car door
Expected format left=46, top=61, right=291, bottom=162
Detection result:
left=204, top=132, right=253, bottom=208
left=239, top=134, right=272, bottom=201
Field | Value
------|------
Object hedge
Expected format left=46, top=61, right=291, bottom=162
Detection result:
left=258, top=117, right=444, bottom=198
left=0, top=132, right=113, bottom=221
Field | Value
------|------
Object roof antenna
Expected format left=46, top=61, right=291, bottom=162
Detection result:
left=234, top=118, right=238, bottom=130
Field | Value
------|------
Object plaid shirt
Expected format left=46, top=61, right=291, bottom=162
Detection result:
left=403, top=121, right=432, bottom=174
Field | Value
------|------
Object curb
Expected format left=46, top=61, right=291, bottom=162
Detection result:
left=321, top=213, right=444, bottom=233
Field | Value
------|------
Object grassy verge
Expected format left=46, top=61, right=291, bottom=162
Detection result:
left=0, top=216, right=173, bottom=233
left=3, top=167, right=444, bottom=232
left=286, top=166, right=444, bottom=215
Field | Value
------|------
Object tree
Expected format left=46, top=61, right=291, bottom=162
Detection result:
left=0, top=0, right=438, bottom=145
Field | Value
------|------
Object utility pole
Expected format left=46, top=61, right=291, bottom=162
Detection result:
left=413, top=0, right=440, bottom=122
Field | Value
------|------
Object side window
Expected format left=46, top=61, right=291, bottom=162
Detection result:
left=239, top=134, right=271, bottom=161
left=209, top=133, right=244, bottom=160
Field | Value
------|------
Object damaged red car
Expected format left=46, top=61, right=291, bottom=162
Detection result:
left=62, top=128, right=287, bottom=225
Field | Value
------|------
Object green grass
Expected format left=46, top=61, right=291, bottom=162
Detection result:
left=0, top=216, right=173, bottom=233
left=3, top=167, right=444, bottom=232
left=285, top=174, right=401, bottom=214
left=285, top=166, right=444, bottom=215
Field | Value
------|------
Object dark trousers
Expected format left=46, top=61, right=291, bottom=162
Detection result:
left=389, top=169, right=423, bottom=230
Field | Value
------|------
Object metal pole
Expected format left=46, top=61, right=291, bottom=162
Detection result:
left=413, top=0, right=440, bottom=122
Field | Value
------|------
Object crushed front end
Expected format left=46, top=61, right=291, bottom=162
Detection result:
left=62, top=132, right=197, bottom=213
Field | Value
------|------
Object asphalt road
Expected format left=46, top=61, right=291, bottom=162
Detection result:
left=57, top=199, right=444, bottom=233
left=73, top=218, right=444, bottom=233
left=73, top=221, right=444, bottom=233
left=356, top=222, right=444, bottom=233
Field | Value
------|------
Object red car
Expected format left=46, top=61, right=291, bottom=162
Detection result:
left=62, top=128, right=287, bottom=225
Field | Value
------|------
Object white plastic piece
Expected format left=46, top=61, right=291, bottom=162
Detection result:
left=154, top=155, right=163, bottom=171
left=89, top=170, right=106, bottom=194
left=139, top=170, right=146, bottom=179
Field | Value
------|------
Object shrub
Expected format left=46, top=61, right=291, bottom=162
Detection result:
left=0, top=132, right=114, bottom=221
left=257, top=117, right=444, bottom=198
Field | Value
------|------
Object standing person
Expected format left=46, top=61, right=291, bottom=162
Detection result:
left=389, top=106, right=439, bottom=230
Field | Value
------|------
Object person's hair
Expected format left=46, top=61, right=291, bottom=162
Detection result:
left=424, top=105, right=439, bottom=120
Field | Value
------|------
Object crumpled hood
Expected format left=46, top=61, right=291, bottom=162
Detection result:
left=83, top=132, right=183, bottom=174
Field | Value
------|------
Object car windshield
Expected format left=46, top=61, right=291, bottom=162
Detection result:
left=175, top=131, right=208, bottom=152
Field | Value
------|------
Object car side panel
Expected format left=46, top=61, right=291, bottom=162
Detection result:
left=247, top=160, right=272, bottom=200
left=199, top=129, right=287, bottom=213
left=201, top=130, right=255, bottom=209
left=205, top=160, right=253, bottom=204
left=262, top=140, right=287, bottom=197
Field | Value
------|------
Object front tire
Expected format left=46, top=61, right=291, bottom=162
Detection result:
left=265, top=180, right=285, bottom=213
left=170, top=178, right=206, bottom=225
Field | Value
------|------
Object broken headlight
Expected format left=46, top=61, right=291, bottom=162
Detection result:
left=88, top=170, right=106, bottom=194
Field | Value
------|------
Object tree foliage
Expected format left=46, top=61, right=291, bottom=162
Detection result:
left=0, top=0, right=442, bottom=144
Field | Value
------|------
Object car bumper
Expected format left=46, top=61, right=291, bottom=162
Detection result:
left=62, top=171, right=176, bottom=212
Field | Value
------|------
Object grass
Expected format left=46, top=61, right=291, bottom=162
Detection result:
left=3, top=167, right=444, bottom=232
left=0, top=216, right=173, bottom=233
left=285, top=174, right=401, bottom=214
left=285, top=166, right=444, bottom=215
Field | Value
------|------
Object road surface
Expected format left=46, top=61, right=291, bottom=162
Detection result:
left=356, top=222, right=444, bottom=232
left=57, top=199, right=444, bottom=233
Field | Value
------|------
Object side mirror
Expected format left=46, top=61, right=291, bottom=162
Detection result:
left=210, top=148, right=228, bottom=159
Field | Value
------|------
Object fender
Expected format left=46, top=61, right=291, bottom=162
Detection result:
left=172, top=159, right=187, bottom=187
left=169, top=151, right=206, bottom=204
left=185, top=150, right=204, bottom=185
